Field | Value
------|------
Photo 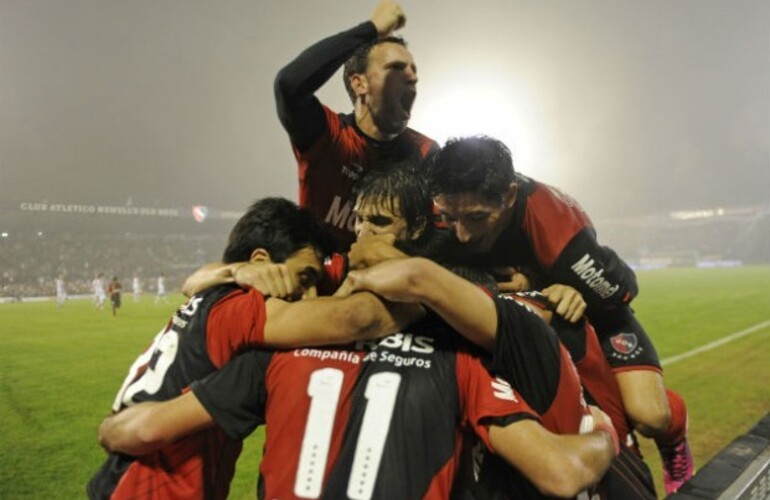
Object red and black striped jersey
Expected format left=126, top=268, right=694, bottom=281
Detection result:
left=88, top=284, right=269, bottom=500
left=467, top=294, right=654, bottom=500
left=454, top=294, right=595, bottom=499
left=486, top=173, right=638, bottom=313
left=274, top=21, right=437, bottom=251
left=192, top=323, right=538, bottom=500
left=294, top=108, right=437, bottom=251
left=509, top=291, right=631, bottom=441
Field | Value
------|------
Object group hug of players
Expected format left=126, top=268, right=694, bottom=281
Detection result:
left=88, top=1, right=695, bottom=498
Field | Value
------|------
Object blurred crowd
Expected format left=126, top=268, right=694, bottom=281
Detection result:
left=0, top=232, right=223, bottom=298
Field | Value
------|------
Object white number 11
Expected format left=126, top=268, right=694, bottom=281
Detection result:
left=294, top=369, right=402, bottom=500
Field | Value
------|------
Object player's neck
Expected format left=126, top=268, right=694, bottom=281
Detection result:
left=354, top=106, right=397, bottom=142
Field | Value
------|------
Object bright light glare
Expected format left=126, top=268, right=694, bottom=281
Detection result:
left=412, top=75, right=550, bottom=177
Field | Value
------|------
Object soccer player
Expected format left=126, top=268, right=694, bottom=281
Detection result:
left=274, top=0, right=438, bottom=250
left=178, top=163, right=436, bottom=298
left=98, top=323, right=619, bottom=500
left=154, top=272, right=168, bottom=304
left=132, top=274, right=142, bottom=303
left=87, top=198, right=419, bottom=500
left=350, top=257, right=657, bottom=498
left=92, top=273, right=106, bottom=310
left=219, top=167, right=642, bottom=497
left=55, top=275, right=67, bottom=307
left=108, top=277, right=122, bottom=317
left=426, top=135, right=693, bottom=494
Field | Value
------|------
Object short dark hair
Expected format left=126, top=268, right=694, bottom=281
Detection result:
left=222, top=197, right=334, bottom=264
left=352, top=161, right=431, bottom=241
left=343, top=36, right=408, bottom=103
left=428, top=136, right=515, bottom=204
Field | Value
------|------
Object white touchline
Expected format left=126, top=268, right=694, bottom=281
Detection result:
left=661, top=320, right=770, bottom=367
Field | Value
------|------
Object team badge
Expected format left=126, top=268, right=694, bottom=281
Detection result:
left=610, top=333, right=638, bottom=355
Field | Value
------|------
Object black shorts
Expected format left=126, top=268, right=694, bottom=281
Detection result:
left=589, top=305, right=661, bottom=371
left=111, top=294, right=121, bottom=308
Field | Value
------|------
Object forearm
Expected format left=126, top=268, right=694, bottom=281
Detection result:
left=99, top=394, right=213, bottom=455
left=406, top=259, right=498, bottom=351
left=182, top=262, right=234, bottom=297
left=489, top=422, right=614, bottom=498
left=262, top=292, right=422, bottom=347
left=275, top=21, right=375, bottom=102
left=550, top=432, right=616, bottom=494
left=99, top=403, right=168, bottom=455
left=343, top=292, right=424, bottom=341
left=274, top=21, right=376, bottom=148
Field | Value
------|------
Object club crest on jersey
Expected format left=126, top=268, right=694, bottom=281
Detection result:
left=609, top=333, right=642, bottom=361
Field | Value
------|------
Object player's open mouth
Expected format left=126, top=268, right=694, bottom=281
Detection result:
left=400, top=91, right=416, bottom=117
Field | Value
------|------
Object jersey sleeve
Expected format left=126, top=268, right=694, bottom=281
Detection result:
left=490, top=295, right=563, bottom=416
left=455, top=351, right=538, bottom=453
left=523, top=182, right=638, bottom=310
left=206, top=289, right=267, bottom=368
left=551, top=234, right=639, bottom=311
left=274, top=21, right=377, bottom=152
left=190, top=350, right=272, bottom=441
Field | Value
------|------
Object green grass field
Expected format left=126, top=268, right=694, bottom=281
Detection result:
left=1, top=266, right=769, bottom=499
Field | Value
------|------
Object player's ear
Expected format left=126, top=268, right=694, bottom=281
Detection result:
left=250, top=248, right=272, bottom=264
left=410, top=218, right=427, bottom=240
left=349, top=74, right=369, bottom=102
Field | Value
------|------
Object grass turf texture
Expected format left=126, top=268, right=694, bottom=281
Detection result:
left=1, top=266, right=768, bottom=499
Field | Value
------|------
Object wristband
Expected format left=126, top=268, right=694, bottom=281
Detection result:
left=594, top=421, right=620, bottom=456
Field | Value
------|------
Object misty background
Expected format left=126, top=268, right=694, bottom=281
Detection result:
left=2, top=0, right=767, bottom=216
left=0, top=0, right=768, bottom=295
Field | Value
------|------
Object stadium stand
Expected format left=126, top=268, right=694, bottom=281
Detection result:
left=596, top=204, right=770, bottom=269
left=0, top=201, right=232, bottom=299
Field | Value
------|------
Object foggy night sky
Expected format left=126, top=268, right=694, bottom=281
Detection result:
left=1, top=0, right=767, bottom=222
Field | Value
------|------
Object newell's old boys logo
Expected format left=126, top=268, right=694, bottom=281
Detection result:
left=610, top=333, right=638, bottom=355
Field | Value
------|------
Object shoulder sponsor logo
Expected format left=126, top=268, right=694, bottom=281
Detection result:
left=570, top=253, right=621, bottom=299
left=491, top=377, right=519, bottom=402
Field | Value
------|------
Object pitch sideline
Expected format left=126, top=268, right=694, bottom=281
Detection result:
left=661, top=320, right=770, bottom=367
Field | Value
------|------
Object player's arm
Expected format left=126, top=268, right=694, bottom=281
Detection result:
left=488, top=410, right=617, bottom=498
left=496, top=267, right=586, bottom=323
left=182, top=261, right=236, bottom=297
left=274, top=23, right=375, bottom=151
left=100, top=351, right=270, bottom=455
left=274, top=1, right=406, bottom=151
left=98, top=392, right=213, bottom=456
left=551, top=232, right=639, bottom=311
left=262, top=291, right=424, bottom=347
left=347, top=233, right=407, bottom=270
left=182, top=261, right=302, bottom=299
left=347, top=257, right=498, bottom=350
